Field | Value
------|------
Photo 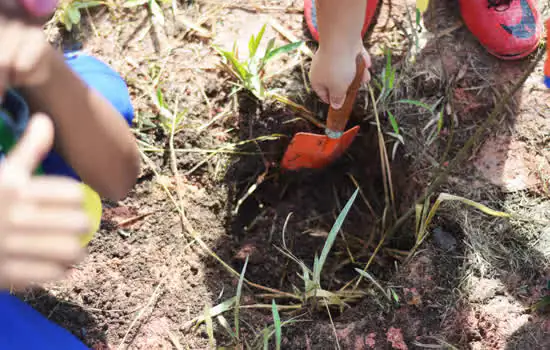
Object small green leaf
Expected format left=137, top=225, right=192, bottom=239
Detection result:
left=436, top=110, right=444, bottom=133
left=63, top=12, right=73, bottom=31
left=272, top=300, right=282, bottom=350
left=67, top=6, right=81, bottom=25
left=264, top=41, right=303, bottom=62
left=248, top=35, right=257, bottom=59
left=390, top=289, right=400, bottom=304
left=155, top=88, right=165, bottom=108
left=251, top=24, right=267, bottom=57
left=384, top=48, right=392, bottom=85
left=388, top=69, right=396, bottom=90
left=234, top=256, right=248, bottom=340
left=387, top=110, right=400, bottom=134
left=314, top=189, right=359, bottom=284
left=217, top=49, right=249, bottom=82
left=264, top=38, right=276, bottom=57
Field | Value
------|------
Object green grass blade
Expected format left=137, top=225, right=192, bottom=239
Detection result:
left=387, top=110, right=400, bottom=134
left=235, top=256, right=249, bottom=340
left=436, top=110, right=444, bottom=133
left=251, top=24, right=267, bottom=57
left=195, top=297, right=236, bottom=325
left=396, top=99, right=433, bottom=113
left=314, top=189, right=359, bottom=284
left=384, top=48, right=392, bottom=82
left=264, top=41, right=303, bottom=62
left=216, top=315, right=237, bottom=340
left=272, top=300, right=282, bottom=350
left=437, top=193, right=510, bottom=217
left=215, top=47, right=249, bottom=82
left=354, top=268, right=391, bottom=302
left=204, top=305, right=215, bottom=348
left=263, top=328, right=270, bottom=350
left=265, top=38, right=276, bottom=57
left=248, top=35, right=256, bottom=59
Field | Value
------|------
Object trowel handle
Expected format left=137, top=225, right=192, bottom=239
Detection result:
left=326, top=54, right=366, bottom=134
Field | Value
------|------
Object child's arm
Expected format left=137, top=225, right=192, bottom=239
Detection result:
left=20, top=52, right=140, bottom=201
left=310, top=0, right=371, bottom=108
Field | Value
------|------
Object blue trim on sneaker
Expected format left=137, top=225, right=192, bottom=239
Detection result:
left=311, top=0, right=318, bottom=32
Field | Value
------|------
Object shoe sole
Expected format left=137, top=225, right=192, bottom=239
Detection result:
left=487, top=38, right=540, bottom=60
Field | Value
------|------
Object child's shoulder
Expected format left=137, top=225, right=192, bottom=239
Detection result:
left=64, top=52, right=134, bottom=125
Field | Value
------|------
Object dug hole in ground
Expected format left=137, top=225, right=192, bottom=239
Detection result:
left=23, top=0, right=550, bottom=349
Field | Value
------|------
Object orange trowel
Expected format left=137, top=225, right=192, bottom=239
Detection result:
left=281, top=55, right=365, bottom=171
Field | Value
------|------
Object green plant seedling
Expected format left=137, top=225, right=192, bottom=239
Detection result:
left=54, top=0, right=106, bottom=31
left=215, top=24, right=302, bottom=100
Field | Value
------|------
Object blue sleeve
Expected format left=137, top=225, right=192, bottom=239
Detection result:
left=0, top=292, right=89, bottom=349
left=41, top=53, right=134, bottom=179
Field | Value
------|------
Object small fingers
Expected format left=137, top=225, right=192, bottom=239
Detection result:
left=0, top=19, right=22, bottom=97
left=363, top=69, right=371, bottom=83
left=3, top=233, right=84, bottom=264
left=19, top=177, right=84, bottom=204
left=1, top=259, right=67, bottom=285
left=360, top=49, right=372, bottom=83
left=361, top=49, right=372, bottom=68
left=20, top=0, right=60, bottom=18
left=311, top=83, right=329, bottom=105
left=7, top=205, right=90, bottom=232
left=12, top=27, right=50, bottom=87
left=329, top=92, right=347, bottom=110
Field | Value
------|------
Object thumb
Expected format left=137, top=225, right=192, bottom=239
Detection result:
left=20, top=0, right=59, bottom=17
left=0, top=113, right=54, bottom=183
left=329, top=91, right=346, bottom=110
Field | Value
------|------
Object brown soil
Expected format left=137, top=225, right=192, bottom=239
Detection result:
left=18, top=0, right=550, bottom=349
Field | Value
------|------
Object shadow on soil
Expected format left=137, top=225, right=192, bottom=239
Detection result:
left=18, top=287, right=107, bottom=348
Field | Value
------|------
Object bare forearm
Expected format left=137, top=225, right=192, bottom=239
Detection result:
left=317, top=0, right=366, bottom=52
left=21, top=52, right=139, bottom=200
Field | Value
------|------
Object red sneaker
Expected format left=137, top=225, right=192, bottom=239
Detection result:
left=304, top=0, right=378, bottom=42
left=459, top=0, right=541, bottom=60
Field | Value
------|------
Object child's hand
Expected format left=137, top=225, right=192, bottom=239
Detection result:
left=0, top=0, right=58, bottom=24
left=0, top=114, right=89, bottom=288
left=0, top=15, right=55, bottom=97
left=310, top=43, right=372, bottom=109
